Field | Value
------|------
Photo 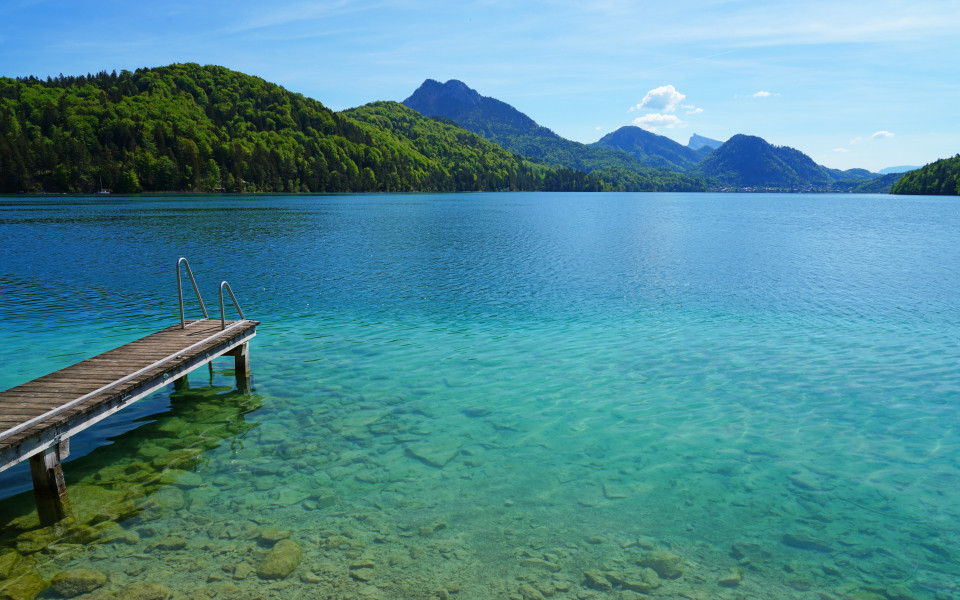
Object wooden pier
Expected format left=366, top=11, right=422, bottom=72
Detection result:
left=0, top=258, right=258, bottom=526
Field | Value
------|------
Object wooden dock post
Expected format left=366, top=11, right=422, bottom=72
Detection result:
left=229, top=342, right=251, bottom=393
left=29, top=441, right=72, bottom=526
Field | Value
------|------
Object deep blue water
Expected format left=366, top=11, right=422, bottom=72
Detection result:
left=1, top=192, right=959, bottom=599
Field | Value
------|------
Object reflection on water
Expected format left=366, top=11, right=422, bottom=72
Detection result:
left=2, top=193, right=960, bottom=599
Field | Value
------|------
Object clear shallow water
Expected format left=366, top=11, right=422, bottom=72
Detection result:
left=1, top=192, right=959, bottom=599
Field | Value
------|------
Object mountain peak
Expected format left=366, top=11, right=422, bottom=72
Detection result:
left=403, top=78, right=542, bottom=137
left=688, top=133, right=723, bottom=151
left=403, top=79, right=482, bottom=111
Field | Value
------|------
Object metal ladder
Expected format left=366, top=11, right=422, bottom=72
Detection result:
left=176, top=257, right=247, bottom=330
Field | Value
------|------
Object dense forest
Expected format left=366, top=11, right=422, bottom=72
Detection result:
left=890, top=156, right=960, bottom=195
left=0, top=64, right=605, bottom=193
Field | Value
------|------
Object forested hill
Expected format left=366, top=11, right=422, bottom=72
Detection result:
left=890, top=156, right=960, bottom=195
left=0, top=63, right=603, bottom=193
left=693, top=134, right=833, bottom=188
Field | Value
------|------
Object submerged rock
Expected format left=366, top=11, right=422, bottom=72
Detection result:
left=155, top=536, right=187, bottom=550
left=0, top=572, right=48, bottom=600
left=718, top=567, right=743, bottom=587
left=404, top=442, right=461, bottom=468
left=257, top=539, right=302, bottom=579
left=149, top=487, right=186, bottom=512
left=113, top=582, right=172, bottom=600
left=50, top=568, right=108, bottom=597
left=65, top=524, right=101, bottom=545
left=69, top=484, right=128, bottom=524
left=92, top=500, right=142, bottom=524
left=233, top=562, right=254, bottom=580
left=583, top=569, right=612, bottom=592
left=884, top=584, right=920, bottom=600
left=606, top=567, right=661, bottom=592
left=0, top=550, right=22, bottom=579
left=637, top=549, right=684, bottom=579
left=781, top=533, right=833, bottom=553
left=259, top=528, right=292, bottom=545
left=517, top=582, right=546, bottom=600
left=602, top=482, right=629, bottom=499
left=349, top=568, right=374, bottom=582
left=519, top=558, right=561, bottom=573
left=845, top=592, right=886, bottom=600
left=150, top=448, right=202, bottom=470
left=14, top=527, right=59, bottom=555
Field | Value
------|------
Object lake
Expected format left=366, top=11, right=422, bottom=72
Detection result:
left=1, top=192, right=958, bottom=599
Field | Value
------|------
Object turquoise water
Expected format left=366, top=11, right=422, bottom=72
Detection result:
left=1, top=192, right=959, bottom=599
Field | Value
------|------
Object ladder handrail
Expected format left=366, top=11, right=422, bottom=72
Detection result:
left=219, top=281, right=246, bottom=330
left=177, top=257, right=209, bottom=329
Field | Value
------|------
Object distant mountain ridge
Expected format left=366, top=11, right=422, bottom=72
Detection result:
left=403, top=79, right=708, bottom=191
left=404, top=78, right=891, bottom=192
left=879, top=166, right=919, bottom=174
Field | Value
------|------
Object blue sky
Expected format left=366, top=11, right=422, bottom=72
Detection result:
left=2, top=0, right=958, bottom=172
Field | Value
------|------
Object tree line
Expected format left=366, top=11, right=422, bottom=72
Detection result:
left=0, top=64, right=606, bottom=194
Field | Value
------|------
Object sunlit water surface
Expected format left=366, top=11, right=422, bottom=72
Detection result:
left=1, top=193, right=959, bottom=600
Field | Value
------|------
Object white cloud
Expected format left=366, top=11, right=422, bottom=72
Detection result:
left=872, top=130, right=895, bottom=139
left=632, top=85, right=686, bottom=113
left=627, top=86, right=700, bottom=131
left=850, top=136, right=863, bottom=145
left=632, top=113, right=684, bottom=132
left=733, top=91, right=781, bottom=99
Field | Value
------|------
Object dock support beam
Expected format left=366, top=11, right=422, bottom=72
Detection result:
left=29, top=441, right=72, bottom=526
left=229, top=343, right=251, bottom=393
